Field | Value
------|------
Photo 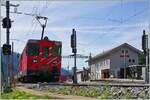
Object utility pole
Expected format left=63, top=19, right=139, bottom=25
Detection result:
left=1, top=1, right=19, bottom=92
left=6, top=0, right=11, bottom=90
left=11, top=42, right=15, bottom=87
left=74, top=49, right=77, bottom=83
left=89, top=53, right=92, bottom=80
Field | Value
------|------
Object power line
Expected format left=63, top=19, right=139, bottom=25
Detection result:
left=86, top=7, right=148, bottom=46
left=5, top=1, right=53, bottom=42
left=39, top=1, right=49, bottom=15
left=25, top=6, right=38, bottom=37
left=9, top=5, right=49, bottom=39
left=123, top=8, right=148, bottom=23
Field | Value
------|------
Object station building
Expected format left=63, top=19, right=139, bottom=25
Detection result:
left=88, top=43, right=143, bottom=80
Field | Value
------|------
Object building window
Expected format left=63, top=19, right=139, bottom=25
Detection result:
left=106, top=60, right=108, bottom=65
left=132, top=59, right=135, bottom=63
left=99, top=62, right=101, bottom=66
left=104, top=60, right=106, bottom=66
left=99, top=62, right=102, bottom=66
left=96, top=64, right=99, bottom=70
left=104, top=61, right=105, bottom=66
left=105, top=60, right=107, bottom=66
left=122, top=50, right=128, bottom=53
left=101, top=62, right=103, bottom=66
left=108, top=59, right=110, bottom=66
left=129, top=59, right=131, bottom=62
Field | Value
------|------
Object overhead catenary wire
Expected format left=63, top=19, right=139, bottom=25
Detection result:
left=85, top=7, right=148, bottom=47
left=6, top=2, right=60, bottom=42
left=37, top=1, right=61, bottom=40
left=76, top=7, right=148, bottom=56
left=7, top=4, right=45, bottom=54
left=9, top=6, right=39, bottom=38
left=10, top=4, right=49, bottom=39
left=25, top=6, right=38, bottom=37
left=3, top=1, right=148, bottom=55
left=39, top=1, right=49, bottom=15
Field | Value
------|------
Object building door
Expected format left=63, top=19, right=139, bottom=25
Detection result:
left=101, top=69, right=109, bottom=78
left=120, top=68, right=124, bottom=78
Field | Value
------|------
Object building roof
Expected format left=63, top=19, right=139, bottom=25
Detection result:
left=88, top=43, right=142, bottom=62
left=76, top=69, right=83, bottom=73
left=76, top=67, right=90, bottom=73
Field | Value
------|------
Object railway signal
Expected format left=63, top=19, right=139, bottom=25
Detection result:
left=2, top=17, right=11, bottom=28
left=3, top=1, right=12, bottom=92
left=71, top=29, right=77, bottom=53
left=71, top=29, right=77, bottom=84
left=1, top=1, right=19, bottom=93
left=2, top=44, right=11, bottom=55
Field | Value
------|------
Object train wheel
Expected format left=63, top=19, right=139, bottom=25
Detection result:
left=53, top=76, right=59, bottom=82
left=18, top=78, right=21, bottom=82
left=51, top=67, right=60, bottom=82
left=19, top=77, right=24, bottom=82
left=23, top=76, right=27, bottom=83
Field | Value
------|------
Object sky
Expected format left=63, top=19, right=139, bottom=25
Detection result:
left=1, top=0, right=149, bottom=70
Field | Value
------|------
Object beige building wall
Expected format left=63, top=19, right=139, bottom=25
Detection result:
left=90, top=45, right=141, bottom=80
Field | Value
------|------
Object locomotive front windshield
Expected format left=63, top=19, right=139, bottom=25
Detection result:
left=42, top=45, right=61, bottom=57
left=27, top=44, right=40, bottom=56
left=53, top=46, right=61, bottom=56
left=42, top=47, right=49, bottom=58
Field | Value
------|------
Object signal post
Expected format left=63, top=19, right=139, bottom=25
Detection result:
left=2, top=1, right=19, bottom=92
left=71, top=29, right=77, bottom=84
left=142, top=30, right=149, bottom=83
left=2, top=1, right=11, bottom=92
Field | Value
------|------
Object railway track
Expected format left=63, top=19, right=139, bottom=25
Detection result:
left=17, top=82, right=150, bottom=88
left=16, top=82, right=150, bottom=99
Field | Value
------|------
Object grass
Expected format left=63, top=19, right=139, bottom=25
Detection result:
left=1, top=89, right=53, bottom=99
left=49, top=86, right=103, bottom=98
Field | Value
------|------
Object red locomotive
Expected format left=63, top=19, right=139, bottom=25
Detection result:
left=18, top=37, right=62, bottom=82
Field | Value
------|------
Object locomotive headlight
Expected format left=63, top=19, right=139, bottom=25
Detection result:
left=33, top=59, right=38, bottom=63
left=52, top=61, right=57, bottom=64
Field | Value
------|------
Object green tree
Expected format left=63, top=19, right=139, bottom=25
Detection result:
left=138, top=53, right=145, bottom=65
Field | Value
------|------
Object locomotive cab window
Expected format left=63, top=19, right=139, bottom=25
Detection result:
left=27, top=44, right=39, bottom=56
left=53, top=46, right=61, bottom=56
left=42, top=47, right=49, bottom=58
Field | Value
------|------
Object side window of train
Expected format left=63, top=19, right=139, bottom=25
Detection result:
left=42, top=47, right=49, bottom=58
left=53, top=46, right=61, bottom=56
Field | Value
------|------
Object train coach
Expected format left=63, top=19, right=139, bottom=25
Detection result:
left=18, top=37, right=62, bottom=83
